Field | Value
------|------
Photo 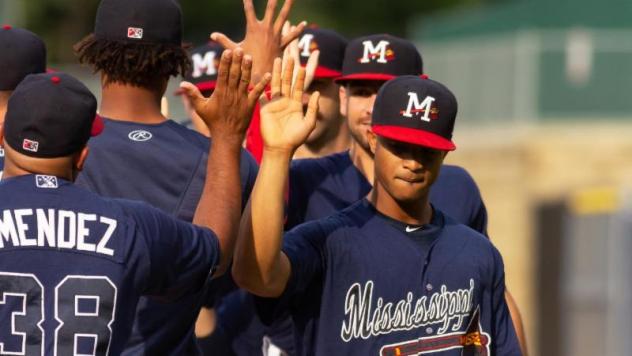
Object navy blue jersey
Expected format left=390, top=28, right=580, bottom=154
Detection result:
left=0, top=174, right=219, bottom=355
left=259, top=200, right=520, bottom=355
left=286, top=151, right=488, bottom=235
left=76, top=118, right=258, bottom=355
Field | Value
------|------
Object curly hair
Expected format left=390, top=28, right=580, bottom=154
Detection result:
left=74, top=34, right=191, bottom=89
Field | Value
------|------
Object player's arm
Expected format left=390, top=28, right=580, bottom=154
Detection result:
left=506, top=290, right=529, bottom=356
left=211, top=0, right=305, bottom=83
left=180, top=48, right=270, bottom=277
left=232, top=56, right=319, bottom=297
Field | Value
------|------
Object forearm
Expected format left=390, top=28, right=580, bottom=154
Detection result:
left=194, top=136, right=243, bottom=276
left=233, top=148, right=292, bottom=296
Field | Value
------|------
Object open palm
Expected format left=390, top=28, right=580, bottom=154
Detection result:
left=260, top=57, right=319, bottom=153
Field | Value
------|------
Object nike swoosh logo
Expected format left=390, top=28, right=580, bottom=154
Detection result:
left=405, top=226, right=422, bottom=232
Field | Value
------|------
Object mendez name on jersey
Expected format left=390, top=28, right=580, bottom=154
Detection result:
left=0, top=208, right=116, bottom=255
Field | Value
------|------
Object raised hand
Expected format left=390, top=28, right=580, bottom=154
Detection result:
left=259, top=56, right=319, bottom=154
left=211, top=0, right=306, bottom=83
left=179, top=48, right=270, bottom=142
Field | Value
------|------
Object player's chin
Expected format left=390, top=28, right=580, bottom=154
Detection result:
left=392, top=179, right=429, bottom=201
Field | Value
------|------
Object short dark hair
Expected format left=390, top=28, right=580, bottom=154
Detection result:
left=74, top=34, right=191, bottom=89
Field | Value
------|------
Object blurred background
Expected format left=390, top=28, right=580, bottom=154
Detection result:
left=2, top=0, right=632, bottom=354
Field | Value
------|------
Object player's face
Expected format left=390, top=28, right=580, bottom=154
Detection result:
left=303, top=78, right=342, bottom=144
left=340, top=81, right=384, bottom=152
left=370, top=134, right=446, bottom=203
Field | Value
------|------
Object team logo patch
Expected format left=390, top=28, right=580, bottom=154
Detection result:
left=358, top=40, right=395, bottom=64
left=22, top=139, right=39, bottom=153
left=0, top=148, right=4, bottom=157
left=298, top=33, right=319, bottom=57
left=192, top=51, right=219, bottom=78
left=128, top=130, right=152, bottom=142
left=127, top=27, right=144, bottom=39
left=401, top=93, right=439, bottom=122
left=35, top=175, right=58, bottom=189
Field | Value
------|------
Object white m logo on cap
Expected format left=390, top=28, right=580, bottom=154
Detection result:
left=360, top=40, right=390, bottom=64
left=298, top=34, right=315, bottom=57
left=403, top=92, right=435, bottom=122
left=191, top=51, right=217, bottom=78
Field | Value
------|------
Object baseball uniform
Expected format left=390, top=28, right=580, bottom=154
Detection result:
left=255, top=76, right=520, bottom=355
left=76, top=0, right=259, bottom=353
left=0, top=72, right=222, bottom=356
left=76, top=118, right=257, bottom=355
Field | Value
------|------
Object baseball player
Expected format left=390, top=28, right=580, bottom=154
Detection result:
left=0, top=25, right=47, bottom=180
left=71, top=0, right=295, bottom=353
left=0, top=52, right=266, bottom=355
left=238, top=34, right=526, bottom=354
left=292, top=27, right=349, bottom=159
left=232, top=59, right=522, bottom=355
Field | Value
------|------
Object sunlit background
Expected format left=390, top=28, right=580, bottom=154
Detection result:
left=3, top=0, right=632, bottom=354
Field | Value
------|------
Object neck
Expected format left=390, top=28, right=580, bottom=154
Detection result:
left=99, top=80, right=166, bottom=124
left=294, top=119, right=351, bottom=159
left=2, top=158, right=75, bottom=182
left=349, top=140, right=375, bottom=184
left=369, top=183, right=432, bottom=225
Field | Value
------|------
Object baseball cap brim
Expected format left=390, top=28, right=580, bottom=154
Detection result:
left=311, top=65, right=342, bottom=79
left=372, top=124, right=456, bottom=151
left=335, top=73, right=396, bottom=84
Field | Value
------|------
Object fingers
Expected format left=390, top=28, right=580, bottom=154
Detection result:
left=216, top=50, right=233, bottom=90
left=292, top=67, right=306, bottom=102
left=281, top=20, right=290, bottom=38
left=239, top=55, right=253, bottom=94
left=242, top=0, right=258, bottom=23
left=263, top=0, right=278, bottom=24
left=270, top=57, right=283, bottom=99
left=179, top=81, right=205, bottom=111
left=274, top=0, right=294, bottom=33
left=304, top=50, right=319, bottom=90
left=228, top=49, right=245, bottom=89
left=250, top=73, right=272, bottom=107
left=281, top=57, right=294, bottom=97
left=281, top=21, right=306, bottom=48
left=210, top=33, right=238, bottom=50
left=304, top=91, right=320, bottom=130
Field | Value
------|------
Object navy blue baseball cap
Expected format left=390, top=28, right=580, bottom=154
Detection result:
left=336, top=34, right=423, bottom=84
left=4, top=72, right=102, bottom=158
left=298, top=28, right=347, bottom=79
left=184, top=41, right=224, bottom=92
left=0, top=25, right=46, bottom=90
left=94, top=0, right=183, bottom=45
left=371, top=75, right=457, bottom=151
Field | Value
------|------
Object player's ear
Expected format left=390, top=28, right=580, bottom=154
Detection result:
left=339, top=85, right=348, bottom=117
left=75, top=146, right=90, bottom=172
left=367, top=129, right=377, bottom=155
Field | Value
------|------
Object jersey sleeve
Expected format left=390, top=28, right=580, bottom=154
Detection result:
left=470, top=198, right=489, bottom=238
left=489, top=247, right=522, bottom=355
left=125, top=201, right=221, bottom=301
left=254, top=220, right=329, bottom=324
